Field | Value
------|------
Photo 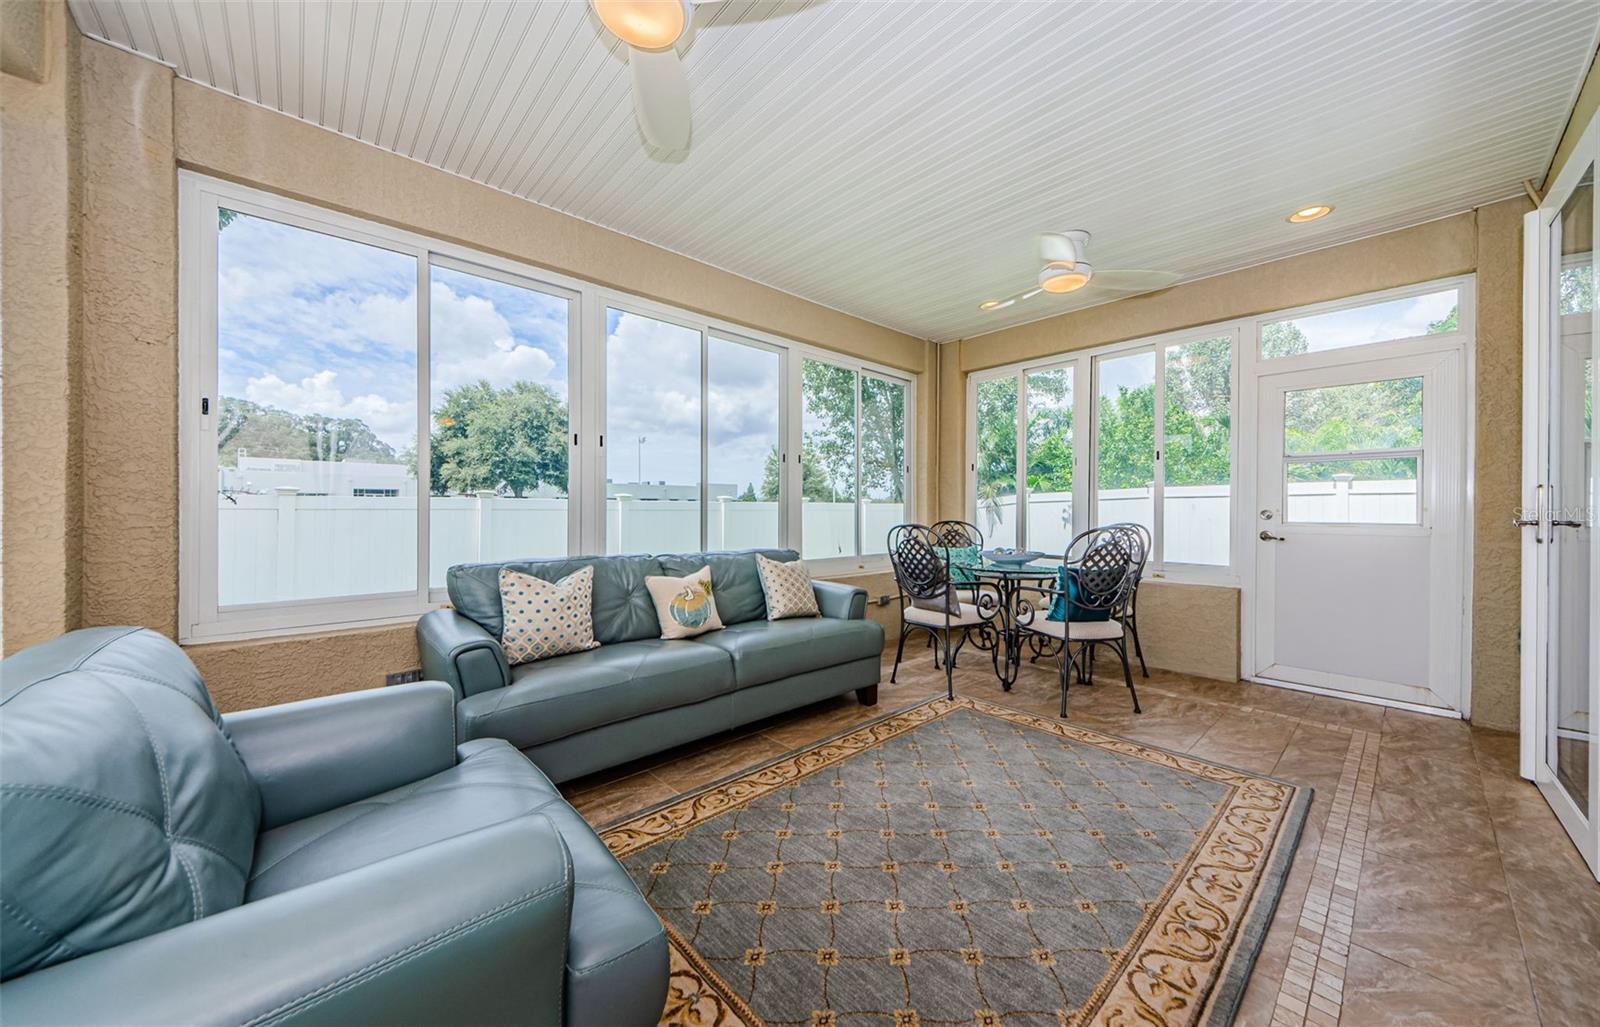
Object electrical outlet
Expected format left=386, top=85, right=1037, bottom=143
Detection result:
left=385, top=668, right=423, bottom=686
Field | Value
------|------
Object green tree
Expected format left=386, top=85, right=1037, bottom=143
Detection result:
left=800, top=361, right=858, bottom=502
left=1427, top=306, right=1459, bottom=333
left=738, top=482, right=758, bottom=502
left=216, top=396, right=398, bottom=467
left=428, top=380, right=568, bottom=497
left=1163, top=336, right=1231, bottom=487
left=760, top=445, right=832, bottom=502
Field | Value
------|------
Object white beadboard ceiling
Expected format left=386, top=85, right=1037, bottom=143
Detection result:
left=71, top=0, right=1599, bottom=343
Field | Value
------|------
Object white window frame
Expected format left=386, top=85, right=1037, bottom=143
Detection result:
left=964, top=275, right=1476, bottom=588
left=794, top=350, right=917, bottom=574
left=179, top=172, right=914, bottom=642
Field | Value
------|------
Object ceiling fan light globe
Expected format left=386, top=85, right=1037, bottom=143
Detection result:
left=592, top=0, right=690, bottom=50
left=1039, top=262, right=1093, bottom=293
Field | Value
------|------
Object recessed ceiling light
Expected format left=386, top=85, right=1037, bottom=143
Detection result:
left=1286, top=204, right=1333, bottom=223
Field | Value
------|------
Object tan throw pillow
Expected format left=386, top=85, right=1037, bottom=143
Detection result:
left=645, top=566, right=724, bottom=639
left=755, top=553, right=820, bottom=620
left=499, top=566, right=601, bottom=665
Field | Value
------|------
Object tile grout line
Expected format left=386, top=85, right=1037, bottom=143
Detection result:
left=1270, top=727, right=1377, bottom=1027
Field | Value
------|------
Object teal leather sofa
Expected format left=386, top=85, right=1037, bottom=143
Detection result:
left=0, top=627, right=667, bottom=1027
left=418, top=549, right=885, bottom=783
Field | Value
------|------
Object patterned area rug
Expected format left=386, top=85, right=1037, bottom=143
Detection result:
left=601, top=696, right=1309, bottom=1027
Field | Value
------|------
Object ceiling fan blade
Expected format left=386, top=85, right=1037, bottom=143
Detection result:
left=629, top=46, right=691, bottom=150
left=1091, top=269, right=1181, bottom=293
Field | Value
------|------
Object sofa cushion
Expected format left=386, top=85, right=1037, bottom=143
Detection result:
left=456, top=639, right=736, bottom=751
left=0, top=627, right=260, bottom=979
left=248, top=738, right=667, bottom=1027
left=448, top=554, right=663, bottom=644
left=657, top=548, right=799, bottom=625
left=688, top=617, right=885, bottom=688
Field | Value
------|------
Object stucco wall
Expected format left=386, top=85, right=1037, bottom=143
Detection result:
left=937, top=201, right=1530, bottom=724
left=1, top=1, right=81, bottom=652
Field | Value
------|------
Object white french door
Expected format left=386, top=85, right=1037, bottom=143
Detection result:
left=1253, top=350, right=1467, bottom=711
left=1519, top=112, right=1599, bottom=880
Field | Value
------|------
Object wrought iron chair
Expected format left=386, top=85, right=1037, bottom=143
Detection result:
left=888, top=524, right=995, bottom=699
left=926, top=519, right=985, bottom=647
left=1064, top=521, right=1151, bottom=678
left=1015, top=525, right=1144, bottom=717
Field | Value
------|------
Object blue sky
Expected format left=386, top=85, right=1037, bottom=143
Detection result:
left=218, top=211, right=778, bottom=491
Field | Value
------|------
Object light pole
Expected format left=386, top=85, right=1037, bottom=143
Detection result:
left=636, top=436, right=646, bottom=483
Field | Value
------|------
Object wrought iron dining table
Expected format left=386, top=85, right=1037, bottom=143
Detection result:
left=964, top=555, right=1062, bottom=690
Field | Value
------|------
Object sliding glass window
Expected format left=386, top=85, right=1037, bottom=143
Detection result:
left=428, top=262, right=574, bottom=584
left=181, top=173, right=913, bottom=641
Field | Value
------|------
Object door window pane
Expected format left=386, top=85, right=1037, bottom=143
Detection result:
left=975, top=376, right=1019, bottom=548
left=860, top=375, right=907, bottom=555
left=1163, top=337, right=1231, bottom=564
left=1284, top=377, right=1423, bottom=455
left=1024, top=368, right=1073, bottom=557
left=1285, top=458, right=1420, bottom=524
left=709, top=337, right=781, bottom=550
left=215, top=210, right=418, bottom=605
left=427, top=265, right=570, bottom=585
left=1095, top=352, right=1155, bottom=535
left=801, top=360, right=859, bottom=558
left=1550, top=165, right=1593, bottom=811
left=1260, top=288, right=1459, bottom=358
left=607, top=309, right=701, bottom=553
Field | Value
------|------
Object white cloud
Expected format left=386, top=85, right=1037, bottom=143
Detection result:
left=429, top=281, right=560, bottom=395
left=245, top=370, right=415, bottom=448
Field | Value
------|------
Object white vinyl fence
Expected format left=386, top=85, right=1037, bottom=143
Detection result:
left=218, top=490, right=904, bottom=605
left=978, top=478, right=1418, bottom=567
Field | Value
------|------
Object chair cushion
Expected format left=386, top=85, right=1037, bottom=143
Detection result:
left=0, top=628, right=260, bottom=979
left=689, top=617, right=885, bottom=688
left=657, top=549, right=799, bottom=625
left=1026, top=617, right=1125, bottom=641
left=455, top=640, right=736, bottom=751
left=905, top=602, right=988, bottom=629
left=247, top=738, right=666, bottom=1026
left=448, top=554, right=664, bottom=644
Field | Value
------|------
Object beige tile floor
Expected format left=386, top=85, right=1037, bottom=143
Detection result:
left=562, top=648, right=1600, bottom=1027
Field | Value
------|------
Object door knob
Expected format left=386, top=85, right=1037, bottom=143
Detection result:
left=1259, top=530, right=1286, bottom=542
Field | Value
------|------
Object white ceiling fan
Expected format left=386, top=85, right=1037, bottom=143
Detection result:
left=590, top=0, right=744, bottom=152
left=979, top=231, right=1180, bottom=312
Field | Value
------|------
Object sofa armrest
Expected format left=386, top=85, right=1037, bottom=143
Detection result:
left=813, top=580, right=868, bottom=619
left=224, top=680, right=457, bottom=830
left=418, top=607, right=511, bottom=699
left=0, top=815, right=573, bottom=1027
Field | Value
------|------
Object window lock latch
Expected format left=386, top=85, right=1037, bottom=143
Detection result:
left=201, top=397, right=210, bottom=415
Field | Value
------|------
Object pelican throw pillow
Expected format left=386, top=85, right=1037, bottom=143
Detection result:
left=755, top=553, right=820, bottom=620
left=645, top=565, right=725, bottom=640
left=499, top=566, right=601, bottom=665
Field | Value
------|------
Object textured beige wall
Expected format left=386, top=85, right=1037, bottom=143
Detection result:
left=1, top=1, right=80, bottom=653
left=1471, top=197, right=1535, bottom=730
left=937, top=205, right=1528, bottom=720
left=1135, top=581, right=1240, bottom=683
left=77, top=40, right=179, bottom=635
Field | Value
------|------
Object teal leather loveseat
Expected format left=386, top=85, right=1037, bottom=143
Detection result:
left=417, top=549, right=885, bottom=783
left=0, top=627, right=667, bottom=1026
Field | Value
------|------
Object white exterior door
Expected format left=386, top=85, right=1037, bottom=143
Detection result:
left=1519, top=123, right=1598, bottom=880
left=1253, top=350, right=1467, bottom=710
